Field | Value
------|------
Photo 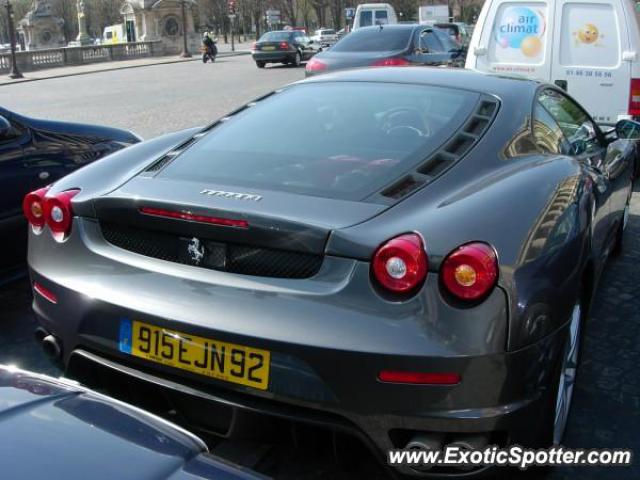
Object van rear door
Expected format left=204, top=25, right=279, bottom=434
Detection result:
left=473, top=1, right=553, bottom=81
left=549, top=0, right=630, bottom=124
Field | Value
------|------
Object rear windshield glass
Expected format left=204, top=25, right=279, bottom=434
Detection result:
left=332, top=27, right=413, bottom=52
left=320, top=29, right=336, bottom=35
left=259, top=31, right=291, bottom=42
left=159, top=83, right=479, bottom=201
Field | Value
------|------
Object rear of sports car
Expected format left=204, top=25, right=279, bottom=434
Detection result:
left=26, top=74, right=566, bottom=477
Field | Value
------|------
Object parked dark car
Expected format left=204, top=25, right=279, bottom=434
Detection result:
left=305, top=24, right=465, bottom=76
left=0, top=107, right=139, bottom=276
left=251, top=30, right=320, bottom=68
left=26, top=68, right=637, bottom=477
left=0, top=364, right=266, bottom=480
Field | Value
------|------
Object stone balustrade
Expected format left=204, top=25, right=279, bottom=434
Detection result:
left=0, top=41, right=163, bottom=74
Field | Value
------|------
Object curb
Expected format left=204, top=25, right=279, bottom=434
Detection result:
left=0, top=50, right=251, bottom=87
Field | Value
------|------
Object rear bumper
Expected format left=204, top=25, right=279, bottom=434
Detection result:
left=251, top=51, right=295, bottom=63
left=28, top=218, right=567, bottom=476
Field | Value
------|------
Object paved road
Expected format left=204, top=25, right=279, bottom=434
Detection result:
left=0, top=59, right=638, bottom=479
left=0, top=55, right=305, bottom=139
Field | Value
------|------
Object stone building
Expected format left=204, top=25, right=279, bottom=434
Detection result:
left=17, top=0, right=65, bottom=51
left=120, top=0, right=200, bottom=54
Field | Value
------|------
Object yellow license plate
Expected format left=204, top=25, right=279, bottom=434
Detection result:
left=262, top=46, right=276, bottom=51
left=121, top=320, right=270, bottom=390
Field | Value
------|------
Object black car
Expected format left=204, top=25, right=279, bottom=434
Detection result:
left=251, top=30, right=321, bottom=68
left=0, top=107, right=139, bottom=276
left=25, top=67, right=637, bottom=476
left=305, top=24, right=465, bottom=76
left=0, top=364, right=266, bottom=480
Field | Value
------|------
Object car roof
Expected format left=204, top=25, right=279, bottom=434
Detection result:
left=298, top=67, right=541, bottom=98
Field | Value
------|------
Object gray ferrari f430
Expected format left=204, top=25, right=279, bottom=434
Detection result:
left=25, top=68, right=637, bottom=477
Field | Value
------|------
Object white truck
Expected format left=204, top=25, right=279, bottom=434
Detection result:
left=418, top=5, right=450, bottom=24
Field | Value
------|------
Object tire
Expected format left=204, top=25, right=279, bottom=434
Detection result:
left=551, top=299, right=583, bottom=444
left=612, top=192, right=631, bottom=257
left=293, top=51, right=302, bottom=67
left=256, top=61, right=265, bottom=69
left=202, top=54, right=208, bottom=63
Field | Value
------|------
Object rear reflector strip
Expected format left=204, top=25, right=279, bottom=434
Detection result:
left=139, top=207, right=249, bottom=229
left=378, top=370, right=461, bottom=385
left=33, top=282, right=58, bottom=304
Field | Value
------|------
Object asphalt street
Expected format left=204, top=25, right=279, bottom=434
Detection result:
left=1, top=56, right=639, bottom=479
left=0, top=54, right=305, bottom=139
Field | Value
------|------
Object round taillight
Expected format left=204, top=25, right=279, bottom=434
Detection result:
left=306, top=58, right=328, bottom=72
left=372, top=233, right=428, bottom=294
left=44, top=189, right=80, bottom=241
left=441, top=242, right=498, bottom=301
left=22, top=187, right=50, bottom=229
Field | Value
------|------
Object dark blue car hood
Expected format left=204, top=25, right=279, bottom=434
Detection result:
left=0, top=106, right=140, bottom=144
left=0, top=365, right=265, bottom=480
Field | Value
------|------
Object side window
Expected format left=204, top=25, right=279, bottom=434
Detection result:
left=533, top=103, right=570, bottom=154
left=419, top=31, right=443, bottom=52
left=538, top=89, right=603, bottom=155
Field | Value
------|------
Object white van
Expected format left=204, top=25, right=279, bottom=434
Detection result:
left=353, top=3, right=398, bottom=30
left=466, top=0, right=640, bottom=124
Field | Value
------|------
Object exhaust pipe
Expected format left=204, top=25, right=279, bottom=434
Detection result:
left=405, top=433, right=445, bottom=471
left=447, top=433, right=490, bottom=471
left=42, top=335, right=62, bottom=360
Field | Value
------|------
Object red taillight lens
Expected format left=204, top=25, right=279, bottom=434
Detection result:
left=33, top=282, right=58, bottom=304
left=44, top=189, right=80, bottom=241
left=441, top=242, right=498, bottom=301
left=372, top=233, right=428, bottom=294
left=306, top=58, right=327, bottom=73
left=371, top=57, right=410, bottom=67
left=22, top=187, right=50, bottom=229
left=629, top=79, right=640, bottom=116
left=378, top=370, right=461, bottom=385
left=279, top=41, right=290, bottom=50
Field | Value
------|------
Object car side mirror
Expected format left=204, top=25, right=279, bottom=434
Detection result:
left=615, top=119, right=640, bottom=140
left=0, top=116, right=11, bottom=139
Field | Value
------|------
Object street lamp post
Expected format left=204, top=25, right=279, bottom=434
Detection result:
left=179, top=0, right=191, bottom=58
left=4, top=0, right=23, bottom=79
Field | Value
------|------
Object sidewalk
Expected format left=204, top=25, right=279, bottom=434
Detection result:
left=0, top=41, right=253, bottom=87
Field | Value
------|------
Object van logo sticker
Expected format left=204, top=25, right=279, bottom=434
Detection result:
left=573, top=24, right=603, bottom=46
left=495, top=7, right=546, bottom=58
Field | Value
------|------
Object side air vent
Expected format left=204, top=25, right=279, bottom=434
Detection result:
left=376, top=96, right=499, bottom=203
left=382, top=175, right=425, bottom=199
left=418, top=152, right=455, bottom=177
left=144, top=137, right=198, bottom=172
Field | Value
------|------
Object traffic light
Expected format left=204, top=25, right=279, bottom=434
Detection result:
left=228, top=0, right=236, bottom=14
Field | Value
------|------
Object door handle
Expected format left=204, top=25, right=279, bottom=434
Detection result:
left=38, top=171, right=50, bottom=181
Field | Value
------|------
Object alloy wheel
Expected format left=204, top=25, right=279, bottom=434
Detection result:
left=553, top=302, right=581, bottom=444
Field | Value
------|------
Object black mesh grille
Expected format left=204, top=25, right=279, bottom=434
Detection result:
left=100, top=222, right=323, bottom=279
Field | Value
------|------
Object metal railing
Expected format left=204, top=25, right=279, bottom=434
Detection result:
left=0, top=41, right=163, bottom=74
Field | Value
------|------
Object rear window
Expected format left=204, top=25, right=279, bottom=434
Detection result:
left=320, top=29, right=336, bottom=35
left=558, top=3, right=619, bottom=67
left=359, top=10, right=373, bottom=27
left=332, top=27, right=413, bottom=52
left=159, top=83, right=479, bottom=201
left=259, top=31, right=291, bottom=42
